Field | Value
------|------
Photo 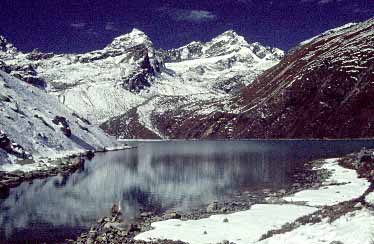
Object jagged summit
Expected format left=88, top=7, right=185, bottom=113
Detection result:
left=0, top=27, right=283, bottom=128
left=130, top=28, right=146, bottom=35
left=221, top=29, right=239, bottom=35
left=159, top=29, right=283, bottom=63
left=0, top=35, right=18, bottom=56
left=108, top=28, right=152, bottom=50
left=210, top=29, right=246, bottom=44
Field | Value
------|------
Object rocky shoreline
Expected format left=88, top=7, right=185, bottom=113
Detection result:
left=0, top=145, right=132, bottom=199
left=64, top=154, right=333, bottom=244
left=65, top=148, right=374, bottom=244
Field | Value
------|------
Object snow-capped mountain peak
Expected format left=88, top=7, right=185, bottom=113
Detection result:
left=209, top=29, right=247, bottom=46
left=107, top=28, right=152, bottom=51
left=0, top=28, right=283, bottom=129
left=201, top=30, right=250, bottom=57
left=159, top=29, right=283, bottom=63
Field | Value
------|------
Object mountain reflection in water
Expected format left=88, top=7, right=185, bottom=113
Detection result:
left=2, top=140, right=374, bottom=243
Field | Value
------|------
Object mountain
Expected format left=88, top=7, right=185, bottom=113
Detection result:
left=0, top=70, right=120, bottom=165
left=0, top=29, right=283, bottom=138
left=158, top=30, right=283, bottom=63
left=140, top=18, right=374, bottom=139
left=1, top=19, right=373, bottom=140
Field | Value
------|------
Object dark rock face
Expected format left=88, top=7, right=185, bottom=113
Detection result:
left=6, top=64, right=46, bottom=88
left=52, top=116, right=72, bottom=137
left=0, top=61, right=11, bottom=73
left=0, top=131, right=11, bottom=150
left=158, top=42, right=204, bottom=63
left=0, top=130, right=30, bottom=159
left=122, top=71, right=152, bottom=92
left=149, top=18, right=374, bottom=139
left=0, top=36, right=8, bottom=52
left=122, top=45, right=156, bottom=92
left=250, top=42, right=284, bottom=60
left=119, top=44, right=158, bottom=92
left=0, top=36, right=46, bottom=88
left=213, top=75, right=246, bottom=94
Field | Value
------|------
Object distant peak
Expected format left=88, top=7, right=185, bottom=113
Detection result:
left=215, top=30, right=241, bottom=40
left=209, top=29, right=248, bottom=48
left=0, top=35, right=10, bottom=45
left=222, top=29, right=238, bottom=36
left=212, top=29, right=243, bottom=42
left=109, top=28, right=152, bottom=50
left=113, top=28, right=148, bottom=40
left=0, top=35, right=17, bottom=53
left=130, top=28, right=146, bottom=35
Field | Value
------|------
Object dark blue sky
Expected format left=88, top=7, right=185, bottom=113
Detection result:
left=0, top=0, right=372, bottom=53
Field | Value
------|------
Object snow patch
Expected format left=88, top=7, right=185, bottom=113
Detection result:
left=258, top=208, right=374, bottom=244
left=135, top=204, right=317, bottom=244
left=283, top=158, right=370, bottom=206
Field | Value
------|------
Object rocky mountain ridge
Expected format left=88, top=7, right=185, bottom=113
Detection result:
left=139, top=18, right=374, bottom=139
left=158, top=30, right=283, bottom=63
left=0, top=28, right=283, bottom=130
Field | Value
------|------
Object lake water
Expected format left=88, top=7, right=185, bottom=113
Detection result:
left=1, top=140, right=374, bottom=243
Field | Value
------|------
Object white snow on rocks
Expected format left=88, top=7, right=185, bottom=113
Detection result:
left=135, top=158, right=373, bottom=244
left=257, top=208, right=374, bottom=244
left=0, top=161, right=53, bottom=173
left=299, top=22, right=358, bottom=46
left=135, top=204, right=317, bottom=244
left=365, top=192, right=374, bottom=205
left=0, top=70, right=120, bottom=166
left=283, top=158, right=370, bottom=206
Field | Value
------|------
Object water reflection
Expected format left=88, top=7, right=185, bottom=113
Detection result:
left=1, top=140, right=374, bottom=243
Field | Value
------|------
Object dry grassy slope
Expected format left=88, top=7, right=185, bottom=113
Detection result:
left=153, top=18, right=374, bottom=139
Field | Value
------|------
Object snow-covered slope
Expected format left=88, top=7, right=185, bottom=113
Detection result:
left=0, top=71, right=119, bottom=165
left=0, top=29, right=283, bottom=136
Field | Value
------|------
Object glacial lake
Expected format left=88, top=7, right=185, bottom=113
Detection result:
left=1, top=140, right=374, bottom=243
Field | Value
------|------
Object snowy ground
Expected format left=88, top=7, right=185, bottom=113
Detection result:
left=135, top=158, right=374, bottom=244
left=0, top=70, right=121, bottom=168
left=283, top=158, right=370, bottom=206
left=257, top=208, right=374, bottom=244
left=366, top=192, right=374, bottom=205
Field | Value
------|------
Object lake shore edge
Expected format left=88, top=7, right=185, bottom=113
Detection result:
left=65, top=148, right=374, bottom=244
left=0, top=144, right=133, bottom=197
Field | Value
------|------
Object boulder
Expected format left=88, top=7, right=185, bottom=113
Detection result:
left=52, top=116, right=72, bottom=137
left=207, top=201, right=219, bottom=213
left=163, top=211, right=181, bottom=219
left=86, top=150, right=95, bottom=160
